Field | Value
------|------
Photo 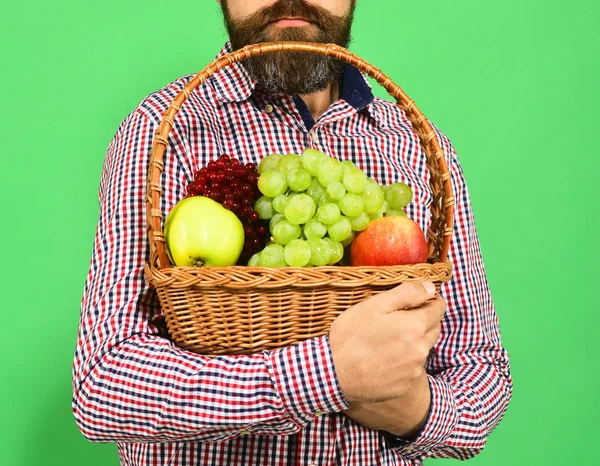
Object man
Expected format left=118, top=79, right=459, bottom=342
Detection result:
left=72, top=0, right=513, bottom=464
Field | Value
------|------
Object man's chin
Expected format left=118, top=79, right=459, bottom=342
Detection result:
left=262, top=24, right=322, bottom=42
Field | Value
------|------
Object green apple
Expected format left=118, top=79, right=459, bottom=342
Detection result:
left=164, top=196, right=244, bottom=267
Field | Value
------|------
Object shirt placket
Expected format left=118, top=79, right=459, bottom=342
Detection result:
left=265, top=95, right=362, bottom=151
left=305, top=101, right=361, bottom=152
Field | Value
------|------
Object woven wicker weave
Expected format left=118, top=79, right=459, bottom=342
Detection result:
left=144, top=42, right=454, bottom=355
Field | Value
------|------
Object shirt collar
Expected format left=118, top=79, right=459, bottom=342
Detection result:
left=339, top=62, right=374, bottom=111
left=210, top=41, right=378, bottom=115
left=210, top=42, right=256, bottom=103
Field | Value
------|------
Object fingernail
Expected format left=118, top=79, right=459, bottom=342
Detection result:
left=423, top=281, right=435, bottom=295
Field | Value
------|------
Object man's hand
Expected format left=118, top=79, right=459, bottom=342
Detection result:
left=343, top=372, right=431, bottom=438
left=329, top=281, right=446, bottom=403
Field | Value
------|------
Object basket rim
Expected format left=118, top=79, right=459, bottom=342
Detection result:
left=144, top=261, right=453, bottom=290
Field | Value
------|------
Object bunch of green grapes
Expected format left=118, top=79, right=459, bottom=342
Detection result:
left=249, top=149, right=414, bottom=267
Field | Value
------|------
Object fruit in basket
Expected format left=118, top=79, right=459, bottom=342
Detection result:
left=272, top=194, right=291, bottom=213
left=258, top=153, right=283, bottom=174
left=387, top=209, right=407, bottom=217
left=326, top=181, right=346, bottom=201
left=323, top=237, right=344, bottom=265
left=258, top=170, right=288, bottom=198
left=316, top=202, right=341, bottom=225
left=348, top=211, right=370, bottom=231
left=277, top=154, right=303, bottom=174
left=303, top=218, right=326, bottom=240
left=252, top=148, right=421, bottom=267
left=338, top=193, right=364, bottom=217
left=301, top=149, right=327, bottom=176
left=164, top=196, right=244, bottom=267
left=255, top=195, right=275, bottom=220
left=283, top=239, right=312, bottom=267
left=343, top=169, right=367, bottom=194
left=307, top=238, right=332, bottom=266
left=369, top=200, right=391, bottom=220
left=185, top=154, right=270, bottom=263
left=385, top=182, right=413, bottom=209
left=361, top=179, right=385, bottom=213
left=287, top=168, right=312, bottom=191
left=272, top=219, right=301, bottom=245
left=328, top=216, right=352, bottom=242
left=258, top=243, right=286, bottom=267
left=306, top=177, right=326, bottom=201
left=284, top=193, right=316, bottom=224
left=318, top=158, right=343, bottom=186
left=350, top=216, right=428, bottom=266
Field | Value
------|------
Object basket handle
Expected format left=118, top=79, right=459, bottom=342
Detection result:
left=146, top=42, right=454, bottom=270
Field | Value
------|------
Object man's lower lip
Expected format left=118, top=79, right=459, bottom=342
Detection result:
left=271, top=19, right=311, bottom=27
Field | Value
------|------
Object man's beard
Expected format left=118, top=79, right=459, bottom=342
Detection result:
left=221, top=0, right=356, bottom=95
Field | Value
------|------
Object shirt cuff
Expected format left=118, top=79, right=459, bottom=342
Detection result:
left=389, top=374, right=458, bottom=459
left=268, top=334, right=351, bottom=426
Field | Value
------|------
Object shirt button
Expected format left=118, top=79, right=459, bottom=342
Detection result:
left=265, top=104, right=274, bottom=113
left=310, top=132, right=318, bottom=142
left=240, top=430, right=251, bottom=435
left=314, top=411, right=326, bottom=416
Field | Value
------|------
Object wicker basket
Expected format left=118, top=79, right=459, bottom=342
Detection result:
left=144, top=42, right=454, bottom=356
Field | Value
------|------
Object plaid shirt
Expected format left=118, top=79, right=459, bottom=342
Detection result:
left=72, top=42, right=512, bottom=466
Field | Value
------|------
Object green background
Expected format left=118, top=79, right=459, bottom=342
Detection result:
left=1, top=0, right=598, bottom=464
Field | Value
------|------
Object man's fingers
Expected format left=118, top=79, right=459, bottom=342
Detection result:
left=424, top=318, right=443, bottom=348
left=390, top=296, right=446, bottom=343
left=420, top=296, right=447, bottom=321
left=377, top=281, right=437, bottom=313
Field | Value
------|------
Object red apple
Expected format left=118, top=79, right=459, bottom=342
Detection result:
left=350, top=216, right=428, bottom=266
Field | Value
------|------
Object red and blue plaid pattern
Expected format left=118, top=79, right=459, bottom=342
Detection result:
left=72, top=43, right=512, bottom=465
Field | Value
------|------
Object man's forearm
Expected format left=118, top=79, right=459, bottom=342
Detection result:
left=346, top=360, right=512, bottom=461
left=73, top=333, right=349, bottom=443
left=343, top=373, right=431, bottom=438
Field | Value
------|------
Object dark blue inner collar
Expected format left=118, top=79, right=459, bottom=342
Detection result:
left=293, top=63, right=375, bottom=131
left=340, top=63, right=374, bottom=112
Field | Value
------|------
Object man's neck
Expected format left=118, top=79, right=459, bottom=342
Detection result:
left=298, top=79, right=340, bottom=122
